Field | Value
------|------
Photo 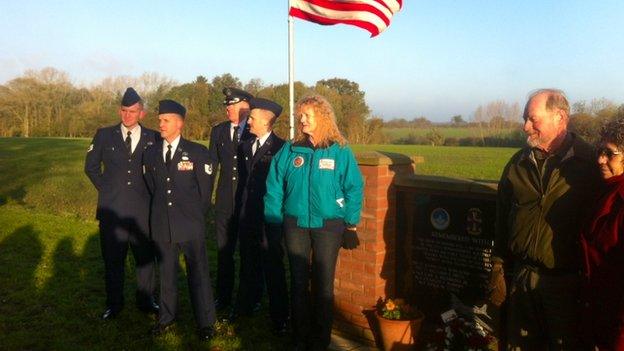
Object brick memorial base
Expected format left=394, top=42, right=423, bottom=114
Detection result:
left=332, top=151, right=415, bottom=344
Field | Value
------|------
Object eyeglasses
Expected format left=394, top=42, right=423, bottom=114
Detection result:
left=597, top=147, right=622, bottom=159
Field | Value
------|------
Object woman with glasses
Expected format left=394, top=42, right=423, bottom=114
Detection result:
left=580, top=118, right=624, bottom=350
left=264, top=94, right=363, bottom=351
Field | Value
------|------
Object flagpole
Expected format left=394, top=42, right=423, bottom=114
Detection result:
left=288, top=0, right=295, bottom=140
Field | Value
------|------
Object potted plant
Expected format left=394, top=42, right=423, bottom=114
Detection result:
left=374, top=298, right=425, bottom=351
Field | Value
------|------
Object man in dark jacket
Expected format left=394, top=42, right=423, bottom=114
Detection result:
left=234, top=98, right=288, bottom=334
left=143, top=99, right=216, bottom=341
left=491, top=89, right=600, bottom=350
left=208, top=87, right=254, bottom=310
left=84, top=87, right=158, bottom=320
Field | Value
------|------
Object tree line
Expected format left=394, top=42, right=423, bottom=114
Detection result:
left=0, top=67, right=385, bottom=143
left=385, top=98, right=624, bottom=146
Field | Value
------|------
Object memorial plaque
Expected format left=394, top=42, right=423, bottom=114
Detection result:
left=398, top=191, right=496, bottom=317
left=397, top=183, right=496, bottom=316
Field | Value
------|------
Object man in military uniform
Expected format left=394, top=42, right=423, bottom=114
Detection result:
left=234, top=98, right=288, bottom=334
left=84, top=87, right=159, bottom=320
left=491, top=89, right=600, bottom=350
left=208, top=87, right=255, bottom=310
left=143, top=99, right=216, bottom=341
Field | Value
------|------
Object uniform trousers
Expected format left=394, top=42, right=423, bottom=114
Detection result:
left=215, top=210, right=238, bottom=306
left=154, top=238, right=216, bottom=328
left=284, top=217, right=343, bottom=350
left=506, top=265, right=584, bottom=351
left=99, top=215, right=155, bottom=309
left=237, top=223, right=288, bottom=323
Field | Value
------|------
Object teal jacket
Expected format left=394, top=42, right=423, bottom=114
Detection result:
left=264, top=141, right=363, bottom=228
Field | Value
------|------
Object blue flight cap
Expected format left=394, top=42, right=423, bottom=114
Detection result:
left=121, top=87, right=141, bottom=107
left=222, top=87, right=253, bottom=106
left=158, top=99, right=186, bottom=118
left=250, top=97, right=283, bottom=118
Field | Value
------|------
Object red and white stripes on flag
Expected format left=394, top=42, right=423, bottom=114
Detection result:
left=289, top=0, right=403, bottom=37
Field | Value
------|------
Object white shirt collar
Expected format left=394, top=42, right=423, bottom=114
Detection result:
left=231, top=118, right=247, bottom=140
left=120, top=124, right=141, bottom=153
left=256, top=131, right=272, bottom=148
left=163, top=135, right=181, bottom=160
left=121, top=123, right=140, bottom=136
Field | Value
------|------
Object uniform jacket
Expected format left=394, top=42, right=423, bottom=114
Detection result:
left=494, top=133, right=600, bottom=270
left=264, top=140, right=363, bottom=229
left=580, top=174, right=624, bottom=350
left=236, top=132, right=285, bottom=230
left=143, top=137, right=213, bottom=243
left=84, top=123, right=158, bottom=230
left=208, top=120, right=253, bottom=214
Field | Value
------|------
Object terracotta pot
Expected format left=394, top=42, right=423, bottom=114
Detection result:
left=375, top=311, right=424, bottom=351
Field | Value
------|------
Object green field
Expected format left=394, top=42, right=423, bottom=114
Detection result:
left=0, top=137, right=516, bottom=350
left=382, top=127, right=520, bottom=141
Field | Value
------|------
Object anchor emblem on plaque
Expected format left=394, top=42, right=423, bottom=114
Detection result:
left=466, top=207, right=483, bottom=236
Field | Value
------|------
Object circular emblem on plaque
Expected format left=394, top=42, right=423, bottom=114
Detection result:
left=430, top=207, right=450, bottom=231
left=293, top=156, right=304, bottom=168
left=466, top=207, right=483, bottom=236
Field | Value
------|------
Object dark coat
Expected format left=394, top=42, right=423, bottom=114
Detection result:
left=581, top=174, right=624, bottom=350
left=84, top=123, right=158, bottom=230
left=236, top=132, right=285, bottom=230
left=208, top=120, right=253, bottom=215
left=143, top=137, right=213, bottom=243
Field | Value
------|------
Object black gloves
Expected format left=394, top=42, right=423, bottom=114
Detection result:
left=342, top=228, right=360, bottom=250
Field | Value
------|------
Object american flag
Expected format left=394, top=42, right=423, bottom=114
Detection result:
left=289, top=0, right=403, bottom=37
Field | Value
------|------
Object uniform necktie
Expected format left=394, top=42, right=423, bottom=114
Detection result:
left=233, top=126, right=240, bottom=144
left=253, top=139, right=260, bottom=155
left=125, top=131, right=132, bottom=155
left=165, top=144, right=172, bottom=166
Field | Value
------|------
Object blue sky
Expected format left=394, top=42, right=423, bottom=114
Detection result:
left=1, top=1, right=623, bottom=121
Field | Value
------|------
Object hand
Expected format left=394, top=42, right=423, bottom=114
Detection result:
left=487, top=262, right=506, bottom=307
left=342, top=228, right=359, bottom=250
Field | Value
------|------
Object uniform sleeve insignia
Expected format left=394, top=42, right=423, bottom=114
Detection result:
left=205, top=164, right=213, bottom=175
left=87, top=144, right=94, bottom=152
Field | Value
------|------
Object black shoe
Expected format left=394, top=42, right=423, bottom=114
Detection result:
left=138, top=300, right=159, bottom=315
left=198, top=325, right=215, bottom=342
left=272, top=320, right=288, bottom=337
left=151, top=323, right=174, bottom=337
left=101, top=306, right=122, bottom=320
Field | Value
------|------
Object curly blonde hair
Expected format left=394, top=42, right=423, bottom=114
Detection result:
left=294, top=94, right=347, bottom=148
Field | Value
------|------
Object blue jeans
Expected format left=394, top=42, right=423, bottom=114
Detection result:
left=284, top=217, right=343, bottom=350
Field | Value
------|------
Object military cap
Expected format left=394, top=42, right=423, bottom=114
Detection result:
left=250, top=97, right=283, bottom=118
left=222, top=87, right=253, bottom=106
left=121, top=87, right=141, bottom=107
left=158, top=99, right=186, bottom=118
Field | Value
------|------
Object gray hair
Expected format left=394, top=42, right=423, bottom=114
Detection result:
left=527, top=88, right=570, bottom=119
left=599, top=118, right=624, bottom=150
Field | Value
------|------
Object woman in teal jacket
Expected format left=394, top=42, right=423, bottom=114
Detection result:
left=265, top=94, right=363, bottom=351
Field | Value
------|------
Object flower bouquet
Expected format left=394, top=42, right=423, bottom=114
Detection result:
left=425, top=316, right=497, bottom=351
left=424, top=294, right=497, bottom=351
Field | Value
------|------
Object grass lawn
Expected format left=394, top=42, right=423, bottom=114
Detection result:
left=0, top=137, right=517, bottom=350
left=382, top=127, right=519, bottom=140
